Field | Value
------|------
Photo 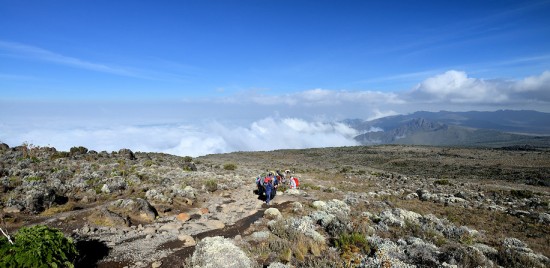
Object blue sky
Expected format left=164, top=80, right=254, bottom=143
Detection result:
left=1, top=0, right=550, bottom=155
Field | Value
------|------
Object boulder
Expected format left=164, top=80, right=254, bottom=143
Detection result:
left=182, top=186, right=197, bottom=199
left=183, top=162, right=197, bottom=171
left=118, top=148, right=136, bottom=160
left=264, top=208, right=282, bottom=219
left=0, top=143, right=9, bottom=151
left=191, top=236, right=253, bottom=268
left=109, top=198, right=158, bottom=222
left=90, top=208, right=130, bottom=227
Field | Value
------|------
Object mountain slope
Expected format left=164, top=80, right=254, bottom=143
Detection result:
left=350, top=110, right=550, bottom=147
left=350, top=110, right=550, bottom=135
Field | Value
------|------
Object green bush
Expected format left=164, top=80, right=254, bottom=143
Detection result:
left=204, top=179, right=218, bottom=192
left=0, top=225, right=78, bottom=267
left=223, top=163, right=237, bottom=170
left=183, top=156, right=193, bottom=163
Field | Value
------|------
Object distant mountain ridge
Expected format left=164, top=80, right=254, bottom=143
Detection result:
left=346, top=110, right=550, bottom=147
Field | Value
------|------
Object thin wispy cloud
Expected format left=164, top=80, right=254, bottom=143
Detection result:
left=0, top=40, right=195, bottom=82
left=0, top=40, right=136, bottom=77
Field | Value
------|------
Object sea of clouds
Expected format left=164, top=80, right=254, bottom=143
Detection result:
left=0, top=117, right=360, bottom=157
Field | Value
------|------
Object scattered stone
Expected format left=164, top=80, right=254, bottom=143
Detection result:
left=199, top=208, right=209, bottom=214
left=101, top=184, right=111, bottom=194
left=285, top=189, right=301, bottom=195
left=177, top=213, right=191, bottom=222
left=3, top=206, right=22, bottom=213
left=151, top=261, right=162, bottom=268
left=177, top=234, right=196, bottom=246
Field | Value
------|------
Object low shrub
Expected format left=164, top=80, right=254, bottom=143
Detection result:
left=223, top=163, right=237, bottom=171
left=0, top=225, right=78, bottom=267
left=434, top=179, right=451, bottom=186
left=510, top=189, right=534, bottom=199
left=204, top=179, right=218, bottom=192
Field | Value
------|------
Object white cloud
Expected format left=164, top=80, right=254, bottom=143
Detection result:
left=285, top=88, right=404, bottom=105
left=0, top=117, right=359, bottom=157
left=367, top=108, right=399, bottom=121
left=411, top=70, right=509, bottom=103
left=517, top=71, right=550, bottom=91
left=409, top=70, right=550, bottom=104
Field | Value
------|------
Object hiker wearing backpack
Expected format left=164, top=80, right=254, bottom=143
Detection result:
left=255, top=175, right=264, bottom=196
left=264, top=173, right=274, bottom=205
left=272, top=173, right=279, bottom=197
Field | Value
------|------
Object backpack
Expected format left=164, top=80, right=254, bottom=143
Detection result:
left=293, top=177, right=300, bottom=188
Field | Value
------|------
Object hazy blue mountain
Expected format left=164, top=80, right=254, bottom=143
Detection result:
left=348, top=110, right=550, bottom=147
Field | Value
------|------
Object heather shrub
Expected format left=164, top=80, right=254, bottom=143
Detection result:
left=223, top=163, right=237, bottom=170
left=204, top=179, right=218, bottom=192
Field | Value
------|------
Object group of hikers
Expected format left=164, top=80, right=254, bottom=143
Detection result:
left=255, top=170, right=300, bottom=205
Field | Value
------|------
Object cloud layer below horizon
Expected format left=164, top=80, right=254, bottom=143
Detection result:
left=1, top=70, right=549, bottom=156
left=0, top=118, right=360, bottom=157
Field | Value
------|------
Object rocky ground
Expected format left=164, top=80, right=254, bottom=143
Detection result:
left=1, top=143, right=549, bottom=267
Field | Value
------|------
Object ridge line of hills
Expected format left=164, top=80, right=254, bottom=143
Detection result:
left=345, top=110, right=550, bottom=147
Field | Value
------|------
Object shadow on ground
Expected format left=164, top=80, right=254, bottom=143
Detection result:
left=75, top=239, right=110, bottom=268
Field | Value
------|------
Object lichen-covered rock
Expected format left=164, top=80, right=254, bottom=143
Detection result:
left=108, top=198, right=158, bottom=222
left=89, top=208, right=130, bottom=227
left=292, top=201, right=303, bottom=212
left=146, top=189, right=172, bottom=203
left=191, top=236, right=253, bottom=268
left=264, top=207, right=282, bottom=219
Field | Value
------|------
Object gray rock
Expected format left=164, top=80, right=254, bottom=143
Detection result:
left=250, top=231, right=270, bottom=241
left=109, top=198, right=158, bottom=222
left=538, top=212, right=550, bottom=224
left=118, top=149, right=136, bottom=160
left=101, top=184, right=111, bottom=194
left=264, top=208, right=282, bottom=219
left=191, top=236, right=254, bottom=268
left=292, top=201, right=303, bottom=212
left=183, top=162, right=197, bottom=171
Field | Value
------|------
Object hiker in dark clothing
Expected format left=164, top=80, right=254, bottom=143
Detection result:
left=264, top=173, right=274, bottom=205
